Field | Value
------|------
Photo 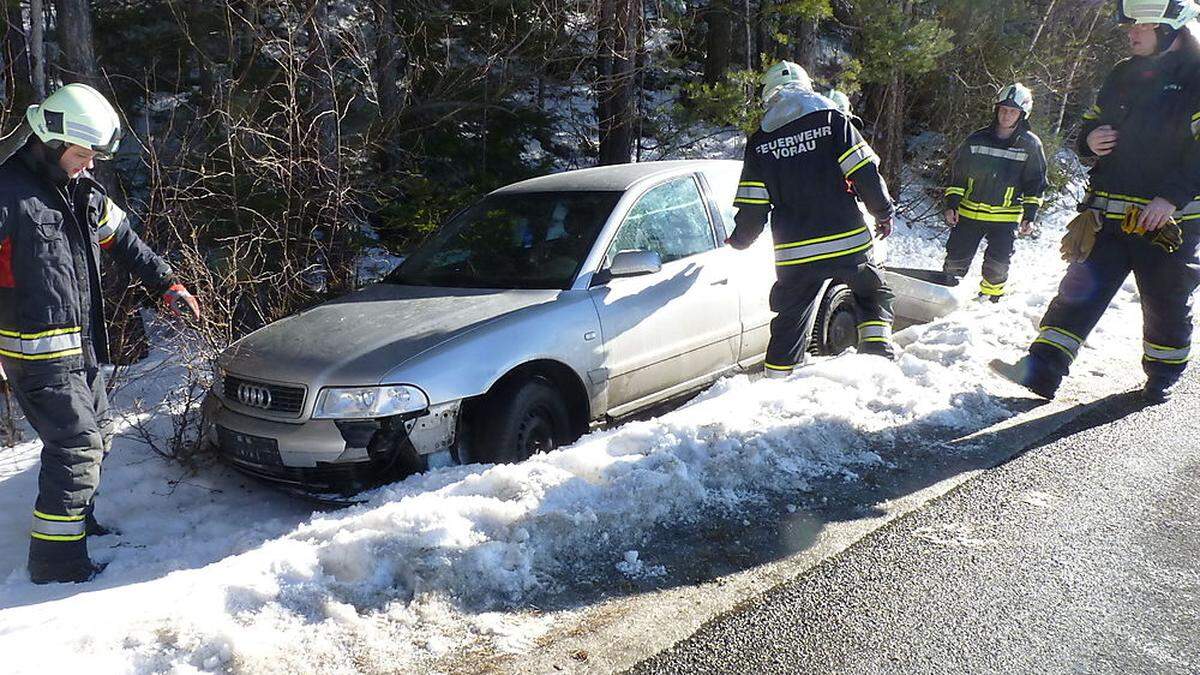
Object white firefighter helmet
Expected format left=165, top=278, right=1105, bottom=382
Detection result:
left=1117, top=0, right=1200, bottom=30
left=25, top=83, right=123, bottom=159
left=760, top=61, right=813, bottom=105
left=826, top=89, right=853, bottom=116
left=996, top=82, right=1034, bottom=117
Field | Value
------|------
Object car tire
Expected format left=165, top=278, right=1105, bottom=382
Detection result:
left=475, top=377, right=572, bottom=464
left=812, top=283, right=858, bottom=356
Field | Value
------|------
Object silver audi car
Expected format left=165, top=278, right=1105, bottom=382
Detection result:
left=201, top=160, right=959, bottom=494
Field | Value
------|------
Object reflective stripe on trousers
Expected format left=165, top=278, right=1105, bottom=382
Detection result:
left=980, top=278, right=1006, bottom=297
left=763, top=362, right=793, bottom=379
left=774, top=227, right=873, bottom=266
left=31, top=510, right=86, bottom=542
left=1034, top=325, right=1083, bottom=362
left=1144, top=340, right=1190, bottom=364
left=857, top=321, right=891, bottom=344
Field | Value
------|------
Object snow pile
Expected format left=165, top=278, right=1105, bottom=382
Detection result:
left=0, top=190, right=1153, bottom=673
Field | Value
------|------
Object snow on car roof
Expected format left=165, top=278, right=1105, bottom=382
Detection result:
left=492, top=159, right=741, bottom=194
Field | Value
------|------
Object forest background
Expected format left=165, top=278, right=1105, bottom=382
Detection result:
left=0, top=0, right=1122, bottom=360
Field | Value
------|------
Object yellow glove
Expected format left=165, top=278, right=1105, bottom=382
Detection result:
left=1060, top=210, right=1101, bottom=263
left=1121, top=206, right=1182, bottom=253
left=1121, top=206, right=1147, bottom=235
left=1150, top=219, right=1183, bottom=254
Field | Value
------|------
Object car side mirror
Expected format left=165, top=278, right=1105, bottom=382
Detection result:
left=609, top=249, right=662, bottom=278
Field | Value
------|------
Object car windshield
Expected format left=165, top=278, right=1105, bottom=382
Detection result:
left=385, top=191, right=621, bottom=290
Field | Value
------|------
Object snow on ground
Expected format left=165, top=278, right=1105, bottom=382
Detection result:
left=0, top=180, right=1153, bottom=673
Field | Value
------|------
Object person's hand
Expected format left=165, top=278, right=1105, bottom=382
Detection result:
left=724, top=235, right=751, bottom=251
left=1018, top=221, right=1035, bottom=237
left=1087, top=125, right=1119, bottom=156
left=163, top=283, right=201, bottom=321
left=874, top=217, right=893, bottom=239
left=1138, top=197, right=1177, bottom=232
left=944, top=209, right=959, bottom=226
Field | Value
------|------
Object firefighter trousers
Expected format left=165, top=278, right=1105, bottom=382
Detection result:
left=943, top=217, right=1017, bottom=298
left=764, top=262, right=896, bottom=377
left=1028, top=224, right=1200, bottom=386
left=1, top=358, right=112, bottom=573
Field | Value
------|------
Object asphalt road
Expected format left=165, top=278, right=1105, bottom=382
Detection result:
left=632, top=372, right=1200, bottom=674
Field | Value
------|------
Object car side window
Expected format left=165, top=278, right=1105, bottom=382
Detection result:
left=608, top=176, right=716, bottom=265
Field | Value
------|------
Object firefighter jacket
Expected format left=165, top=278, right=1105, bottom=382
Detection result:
left=0, top=142, right=173, bottom=368
left=729, top=87, right=894, bottom=274
left=1078, top=48, right=1200, bottom=223
left=943, top=122, right=1047, bottom=226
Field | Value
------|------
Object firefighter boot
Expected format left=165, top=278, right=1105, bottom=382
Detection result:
left=1142, top=374, right=1177, bottom=404
left=989, top=355, right=1061, bottom=399
left=28, top=538, right=106, bottom=585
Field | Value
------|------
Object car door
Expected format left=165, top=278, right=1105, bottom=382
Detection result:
left=588, top=174, right=741, bottom=415
left=698, top=164, right=776, bottom=365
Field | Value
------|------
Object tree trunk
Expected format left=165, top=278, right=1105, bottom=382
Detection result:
left=54, top=0, right=101, bottom=87
left=2, top=0, right=33, bottom=117
left=792, top=17, right=819, bottom=74
left=742, top=0, right=752, bottom=70
left=372, top=0, right=406, bottom=171
left=597, top=0, right=640, bottom=165
left=29, top=0, right=45, bottom=99
left=703, top=0, right=733, bottom=85
left=753, top=0, right=767, bottom=70
left=877, top=71, right=904, bottom=192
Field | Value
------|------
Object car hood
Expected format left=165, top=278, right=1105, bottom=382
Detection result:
left=220, top=284, right=560, bottom=386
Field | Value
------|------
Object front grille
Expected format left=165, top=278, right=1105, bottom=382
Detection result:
left=224, top=374, right=306, bottom=416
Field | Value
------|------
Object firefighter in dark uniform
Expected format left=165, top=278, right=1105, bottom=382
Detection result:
left=942, top=83, right=1048, bottom=301
left=727, top=61, right=896, bottom=377
left=994, top=0, right=1200, bottom=403
left=0, top=84, right=201, bottom=583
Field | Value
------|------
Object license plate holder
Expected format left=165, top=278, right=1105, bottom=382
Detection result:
left=218, top=427, right=283, bottom=467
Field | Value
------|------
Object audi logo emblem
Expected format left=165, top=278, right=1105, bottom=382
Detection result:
left=237, top=384, right=273, bottom=409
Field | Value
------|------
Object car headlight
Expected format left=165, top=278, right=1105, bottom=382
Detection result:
left=312, top=385, right=429, bottom=419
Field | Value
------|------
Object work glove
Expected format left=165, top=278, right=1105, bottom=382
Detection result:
left=1121, top=206, right=1182, bottom=254
left=162, top=283, right=201, bottom=321
left=1060, top=210, right=1102, bottom=263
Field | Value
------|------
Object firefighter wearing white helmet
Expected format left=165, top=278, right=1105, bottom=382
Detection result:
left=0, top=84, right=201, bottom=584
left=26, top=83, right=123, bottom=158
left=993, top=0, right=1200, bottom=403
left=941, top=82, right=1047, bottom=301
left=726, top=61, right=897, bottom=375
left=826, top=89, right=864, bottom=130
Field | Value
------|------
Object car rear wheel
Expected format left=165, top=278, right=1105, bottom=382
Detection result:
left=812, top=283, right=858, bottom=356
left=475, top=377, right=572, bottom=464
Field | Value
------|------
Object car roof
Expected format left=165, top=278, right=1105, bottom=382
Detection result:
left=491, top=159, right=742, bottom=194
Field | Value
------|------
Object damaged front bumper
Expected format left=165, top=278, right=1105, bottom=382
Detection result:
left=201, top=393, right=461, bottom=495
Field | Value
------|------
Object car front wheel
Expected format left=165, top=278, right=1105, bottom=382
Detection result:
left=475, top=377, right=572, bottom=464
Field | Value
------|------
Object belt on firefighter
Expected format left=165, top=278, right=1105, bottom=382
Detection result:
left=774, top=226, right=873, bottom=266
left=1086, top=190, right=1200, bottom=222
left=0, top=327, right=84, bottom=361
